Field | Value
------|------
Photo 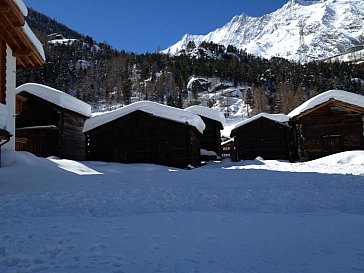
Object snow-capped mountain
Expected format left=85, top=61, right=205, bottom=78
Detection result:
left=163, top=0, right=364, bottom=62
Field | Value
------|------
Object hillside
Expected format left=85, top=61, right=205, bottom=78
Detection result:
left=164, top=0, right=364, bottom=63
left=324, top=46, right=364, bottom=64
left=17, top=8, right=364, bottom=117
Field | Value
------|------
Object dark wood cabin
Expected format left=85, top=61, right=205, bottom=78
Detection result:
left=230, top=113, right=292, bottom=161
left=289, top=96, right=364, bottom=161
left=15, top=84, right=91, bottom=160
left=186, top=105, right=225, bottom=160
left=84, top=102, right=203, bottom=168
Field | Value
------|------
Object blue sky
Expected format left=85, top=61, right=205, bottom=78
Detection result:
left=24, top=0, right=288, bottom=54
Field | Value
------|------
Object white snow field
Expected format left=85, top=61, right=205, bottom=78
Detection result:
left=1, top=150, right=364, bottom=273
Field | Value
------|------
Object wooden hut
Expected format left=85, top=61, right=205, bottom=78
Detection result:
left=186, top=105, right=225, bottom=160
left=15, top=83, right=91, bottom=160
left=0, top=0, right=44, bottom=165
left=289, top=90, right=364, bottom=161
left=83, top=101, right=205, bottom=168
left=230, top=113, right=292, bottom=161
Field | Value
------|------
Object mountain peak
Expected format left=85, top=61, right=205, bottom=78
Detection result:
left=163, top=0, right=363, bottom=62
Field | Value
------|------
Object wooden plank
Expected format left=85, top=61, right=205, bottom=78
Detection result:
left=0, top=5, right=11, bottom=13
left=3, top=0, right=25, bottom=26
left=0, top=4, right=43, bottom=68
left=234, top=117, right=291, bottom=160
left=295, top=103, right=364, bottom=161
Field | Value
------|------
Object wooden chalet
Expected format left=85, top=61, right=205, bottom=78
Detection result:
left=289, top=90, right=364, bottom=161
left=221, top=137, right=237, bottom=161
left=15, top=83, right=91, bottom=160
left=0, top=0, right=45, bottom=165
left=186, top=105, right=225, bottom=160
left=230, top=113, right=292, bottom=161
left=83, top=101, right=205, bottom=168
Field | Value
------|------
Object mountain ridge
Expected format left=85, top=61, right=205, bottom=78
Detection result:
left=163, top=0, right=364, bottom=62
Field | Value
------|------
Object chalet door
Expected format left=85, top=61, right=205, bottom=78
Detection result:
left=322, top=134, right=343, bottom=153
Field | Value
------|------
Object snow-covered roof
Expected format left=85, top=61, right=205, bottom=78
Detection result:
left=288, top=90, right=364, bottom=118
left=83, top=101, right=206, bottom=134
left=231, top=113, right=289, bottom=133
left=16, top=83, right=91, bottom=117
left=185, top=105, right=226, bottom=127
left=12, top=0, right=28, bottom=16
left=0, top=104, right=9, bottom=131
left=23, top=22, right=46, bottom=62
left=221, top=138, right=234, bottom=145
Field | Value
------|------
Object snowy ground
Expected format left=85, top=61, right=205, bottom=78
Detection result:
left=1, top=150, right=364, bottom=273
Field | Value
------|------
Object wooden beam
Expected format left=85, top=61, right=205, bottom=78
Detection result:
left=24, top=55, right=35, bottom=67
left=3, top=0, right=25, bottom=26
left=0, top=6, right=11, bottom=13
left=0, top=15, right=23, bottom=49
left=0, top=13, right=44, bottom=67
left=15, top=56, right=25, bottom=68
left=331, top=100, right=364, bottom=114
left=12, top=48, right=31, bottom=56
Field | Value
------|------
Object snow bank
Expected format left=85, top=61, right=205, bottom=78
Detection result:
left=186, top=105, right=226, bottom=127
left=231, top=112, right=289, bottom=133
left=225, top=150, right=364, bottom=176
left=310, top=150, right=364, bottom=166
left=22, top=22, right=45, bottom=62
left=0, top=104, right=8, bottom=130
left=289, top=90, right=364, bottom=117
left=16, top=83, right=91, bottom=117
left=83, top=101, right=206, bottom=134
left=0, top=149, right=61, bottom=170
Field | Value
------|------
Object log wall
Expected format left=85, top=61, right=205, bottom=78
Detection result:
left=233, top=117, right=292, bottom=161
left=86, top=110, right=201, bottom=168
left=294, top=104, right=364, bottom=161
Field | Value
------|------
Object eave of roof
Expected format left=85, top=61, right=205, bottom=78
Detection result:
left=16, top=83, right=92, bottom=117
left=288, top=90, right=364, bottom=119
left=0, top=0, right=45, bottom=68
left=230, top=113, right=290, bottom=137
